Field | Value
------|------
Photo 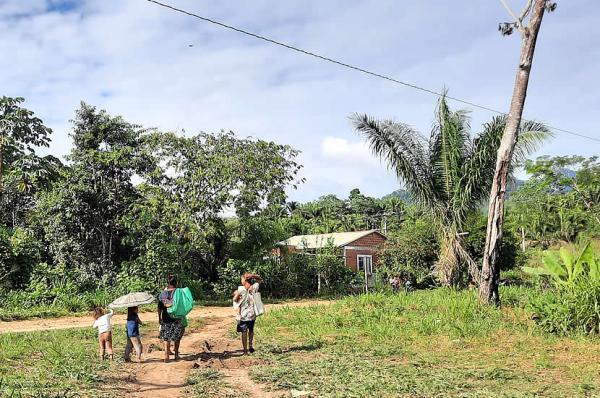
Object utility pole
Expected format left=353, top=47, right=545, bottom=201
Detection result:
left=479, top=0, right=556, bottom=305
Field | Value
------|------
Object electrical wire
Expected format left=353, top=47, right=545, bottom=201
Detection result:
left=146, top=0, right=600, bottom=144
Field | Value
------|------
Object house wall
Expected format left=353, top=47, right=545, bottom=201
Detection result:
left=343, top=232, right=386, bottom=272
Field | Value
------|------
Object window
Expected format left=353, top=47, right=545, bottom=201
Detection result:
left=357, top=255, right=373, bottom=275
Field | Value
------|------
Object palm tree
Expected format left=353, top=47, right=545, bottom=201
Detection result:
left=352, top=95, right=550, bottom=286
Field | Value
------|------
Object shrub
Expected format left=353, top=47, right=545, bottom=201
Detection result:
left=528, top=278, right=600, bottom=335
left=524, top=242, right=600, bottom=334
left=377, top=218, right=438, bottom=284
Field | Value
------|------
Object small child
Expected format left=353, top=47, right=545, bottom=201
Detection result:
left=92, top=307, right=114, bottom=360
left=124, top=306, right=144, bottom=362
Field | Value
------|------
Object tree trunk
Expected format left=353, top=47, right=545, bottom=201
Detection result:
left=479, top=0, right=547, bottom=305
left=521, top=227, right=526, bottom=252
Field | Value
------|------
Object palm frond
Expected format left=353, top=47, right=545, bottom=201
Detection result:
left=513, top=120, right=553, bottom=166
left=453, top=116, right=551, bottom=220
left=429, top=95, right=471, bottom=202
left=351, top=113, right=436, bottom=208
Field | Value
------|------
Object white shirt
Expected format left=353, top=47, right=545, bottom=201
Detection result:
left=93, top=310, right=114, bottom=335
left=237, top=283, right=260, bottom=321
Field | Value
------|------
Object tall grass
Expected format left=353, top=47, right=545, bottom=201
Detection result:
left=263, top=289, right=511, bottom=347
left=252, top=288, right=600, bottom=397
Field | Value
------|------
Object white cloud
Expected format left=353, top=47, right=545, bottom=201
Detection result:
left=321, top=136, right=378, bottom=166
left=1, top=0, right=599, bottom=203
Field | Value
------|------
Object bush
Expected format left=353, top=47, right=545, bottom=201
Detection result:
left=524, top=242, right=600, bottom=335
left=528, top=279, right=600, bottom=335
left=377, top=218, right=438, bottom=283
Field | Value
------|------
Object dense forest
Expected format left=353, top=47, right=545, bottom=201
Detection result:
left=1, top=96, right=599, bottom=317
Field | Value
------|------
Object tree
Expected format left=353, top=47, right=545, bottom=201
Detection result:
left=0, top=96, right=60, bottom=228
left=34, top=103, right=151, bottom=285
left=353, top=95, right=549, bottom=286
left=123, top=130, right=303, bottom=282
left=480, top=0, right=556, bottom=305
left=507, top=156, right=600, bottom=246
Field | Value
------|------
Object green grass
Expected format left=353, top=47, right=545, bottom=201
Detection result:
left=185, top=368, right=246, bottom=398
left=0, top=327, right=128, bottom=397
left=250, top=288, right=600, bottom=397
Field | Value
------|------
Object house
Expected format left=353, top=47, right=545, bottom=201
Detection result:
left=275, top=230, right=387, bottom=277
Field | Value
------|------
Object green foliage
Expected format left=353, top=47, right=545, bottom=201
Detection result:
left=507, top=156, right=600, bottom=246
left=524, top=243, right=600, bottom=334
left=462, top=212, right=522, bottom=271
left=312, top=241, right=355, bottom=293
left=378, top=217, right=438, bottom=284
left=352, top=95, right=550, bottom=285
left=281, top=189, right=404, bottom=236
left=523, top=243, right=599, bottom=287
left=0, top=226, right=41, bottom=289
left=32, top=103, right=149, bottom=285
left=528, top=278, right=600, bottom=335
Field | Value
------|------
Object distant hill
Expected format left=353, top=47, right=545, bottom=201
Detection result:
left=382, top=189, right=412, bottom=202
left=383, top=179, right=527, bottom=203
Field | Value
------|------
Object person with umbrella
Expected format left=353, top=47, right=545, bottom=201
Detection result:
left=158, top=275, right=186, bottom=363
left=108, top=291, right=155, bottom=363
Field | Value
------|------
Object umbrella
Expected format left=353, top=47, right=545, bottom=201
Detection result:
left=109, top=292, right=155, bottom=309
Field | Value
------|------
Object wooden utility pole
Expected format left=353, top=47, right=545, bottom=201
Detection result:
left=479, top=0, right=554, bottom=305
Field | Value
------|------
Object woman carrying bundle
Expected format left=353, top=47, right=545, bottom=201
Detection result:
left=232, top=273, right=263, bottom=355
left=158, top=275, right=185, bottom=362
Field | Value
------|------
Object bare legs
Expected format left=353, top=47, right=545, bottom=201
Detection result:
left=125, top=337, right=143, bottom=362
left=174, top=340, right=181, bottom=360
left=164, top=340, right=181, bottom=362
left=241, top=331, right=255, bottom=355
left=98, top=338, right=105, bottom=360
left=164, top=341, right=171, bottom=363
left=241, top=331, right=248, bottom=354
left=98, top=332, right=113, bottom=360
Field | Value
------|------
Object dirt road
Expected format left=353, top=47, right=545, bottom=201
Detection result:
left=1, top=300, right=329, bottom=397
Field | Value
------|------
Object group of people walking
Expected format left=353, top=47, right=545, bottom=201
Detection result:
left=91, top=272, right=263, bottom=363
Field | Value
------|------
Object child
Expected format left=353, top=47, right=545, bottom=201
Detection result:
left=124, top=306, right=144, bottom=362
left=92, top=307, right=114, bottom=360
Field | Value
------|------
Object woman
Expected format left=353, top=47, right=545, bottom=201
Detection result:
left=158, top=275, right=185, bottom=363
left=232, top=273, right=262, bottom=355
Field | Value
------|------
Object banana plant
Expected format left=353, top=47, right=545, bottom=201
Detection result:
left=523, top=242, right=598, bottom=286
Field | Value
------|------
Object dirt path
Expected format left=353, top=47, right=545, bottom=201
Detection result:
left=1, top=300, right=329, bottom=397
left=0, top=305, right=235, bottom=334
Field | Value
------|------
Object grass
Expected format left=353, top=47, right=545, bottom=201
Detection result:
left=185, top=368, right=247, bottom=398
left=0, top=327, right=122, bottom=397
left=250, top=288, right=600, bottom=397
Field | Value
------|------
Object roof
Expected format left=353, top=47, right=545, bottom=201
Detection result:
left=277, top=230, right=384, bottom=250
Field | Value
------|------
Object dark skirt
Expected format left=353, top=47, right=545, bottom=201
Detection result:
left=159, top=320, right=185, bottom=342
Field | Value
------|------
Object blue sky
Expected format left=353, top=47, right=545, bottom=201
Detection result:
left=1, top=0, right=599, bottom=202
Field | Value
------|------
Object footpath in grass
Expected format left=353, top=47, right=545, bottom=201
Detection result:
left=250, top=288, right=600, bottom=398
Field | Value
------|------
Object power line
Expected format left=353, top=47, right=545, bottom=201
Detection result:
left=145, top=0, right=600, bottom=144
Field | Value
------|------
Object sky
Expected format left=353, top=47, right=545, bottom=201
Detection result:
left=1, top=0, right=599, bottom=203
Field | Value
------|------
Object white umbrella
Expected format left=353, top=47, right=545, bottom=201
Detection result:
left=109, top=292, right=155, bottom=309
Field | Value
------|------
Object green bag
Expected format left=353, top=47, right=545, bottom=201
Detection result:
left=167, top=287, right=194, bottom=327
